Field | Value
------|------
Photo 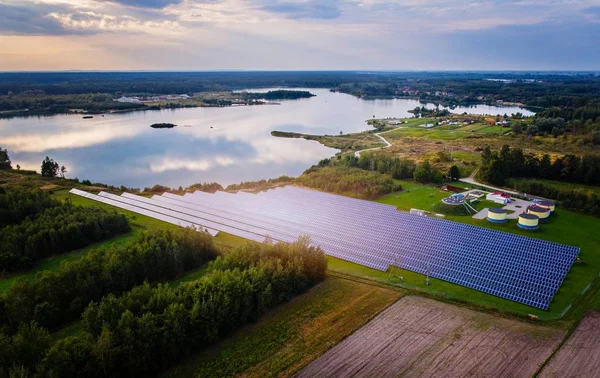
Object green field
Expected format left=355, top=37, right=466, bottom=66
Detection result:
left=383, top=120, right=507, bottom=140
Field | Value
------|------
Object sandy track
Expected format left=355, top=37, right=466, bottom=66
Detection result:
left=539, top=311, right=600, bottom=378
left=296, top=296, right=564, bottom=378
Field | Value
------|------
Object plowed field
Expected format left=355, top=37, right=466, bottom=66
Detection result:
left=540, top=311, right=600, bottom=378
left=297, top=296, right=564, bottom=378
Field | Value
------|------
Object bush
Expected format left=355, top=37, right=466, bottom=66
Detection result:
left=413, top=161, right=443, bottom=184
left=297, top=166, right=401, bottom=199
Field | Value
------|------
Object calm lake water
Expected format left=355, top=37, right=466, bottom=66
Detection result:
left=0, top=88, right=534, bottom=188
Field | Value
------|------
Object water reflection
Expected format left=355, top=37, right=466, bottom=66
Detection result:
left=0, top=88, right=534, bottom=188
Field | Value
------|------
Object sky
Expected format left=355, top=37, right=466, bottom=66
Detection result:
left=0, top=0, right=599, bottom=71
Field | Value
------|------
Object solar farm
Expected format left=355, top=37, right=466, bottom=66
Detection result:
left=70, top=186, right=580, bottom=310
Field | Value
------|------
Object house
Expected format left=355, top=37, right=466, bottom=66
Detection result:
left=486, top=192, right=512, bottom=204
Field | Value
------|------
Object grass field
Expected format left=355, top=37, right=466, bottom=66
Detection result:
left=162, top=276, right=403, bottom=378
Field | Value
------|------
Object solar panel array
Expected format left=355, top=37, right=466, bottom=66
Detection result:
left=70, top=186, right=580, bottom=310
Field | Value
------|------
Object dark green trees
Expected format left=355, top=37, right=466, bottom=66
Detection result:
left=0, top=147, right=11, bottom=170
left=479, top=145, right=600, bottom=187
left=41, top=157, right=59, bottom=178
left=413, top=161, right=443, bottom=184
left=0, top=189, right=130, bottom=272
left=448, top=165, right=461, bottom=181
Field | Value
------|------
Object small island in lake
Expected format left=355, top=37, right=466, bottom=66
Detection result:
left=150, top=123, right=177, bottom=129
left=245, top=90, right=316, bottom=100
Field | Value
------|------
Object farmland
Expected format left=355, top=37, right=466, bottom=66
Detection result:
left=540, top=311, right=600, bottom=377
left=298, top=296, right=565, bottom=378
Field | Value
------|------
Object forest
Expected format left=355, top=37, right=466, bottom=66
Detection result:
left=0, top=189, right=130, bottom=272
left=0, top=237, right=326, bottom=378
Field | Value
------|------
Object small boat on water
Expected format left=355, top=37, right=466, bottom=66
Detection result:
left=83, top=115, right=94, bottom=119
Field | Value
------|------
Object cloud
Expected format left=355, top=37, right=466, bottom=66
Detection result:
left=149, top=155, right=237, bottom=173
left=259, top=0, right=342, bottom=19
left=99, top=0, right=184, bottom=9
left=0, top=2, right=72, bottom=35
left=47, top=11, right=182, bottom=34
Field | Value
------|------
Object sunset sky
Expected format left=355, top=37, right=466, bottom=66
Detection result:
left=1, top=0, right=599, bottom=71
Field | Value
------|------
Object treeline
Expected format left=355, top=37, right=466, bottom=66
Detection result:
left=225, top=176, right=294, bottom=192
left=319, top=153, right=444, bottom=184
left=0, top=238, right=326, bottom=377
left=0, top=229, right=216, bottom=331
left=478, top=145, right=600, bottom=186
left=298, top=166, right=401, bottom=199
left=1, top=200, right=130, bottom=273
left=510, top=180, right=600, bottom=216
left=514, top=116, right=600, bottom=144
left=244, top=90, right=315, bottom=100
left=186, top=182, right=224, bottom=193
left=0, top=93, right=144, bottom=116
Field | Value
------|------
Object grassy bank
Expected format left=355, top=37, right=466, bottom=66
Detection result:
left=271, top=130, right=385, bottom=154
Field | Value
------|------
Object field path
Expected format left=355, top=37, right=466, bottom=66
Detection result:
left=354, top=127, right=397, bottom=157
left=296, top=296, right=564, bottom=378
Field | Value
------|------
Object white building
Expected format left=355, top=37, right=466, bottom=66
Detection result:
left=486, top=192, right=512, bottom=204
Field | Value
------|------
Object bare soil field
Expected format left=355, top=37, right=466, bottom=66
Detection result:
left=296, top=296, right=564, bottom=378
left=540, top=311, right=600, bottom=378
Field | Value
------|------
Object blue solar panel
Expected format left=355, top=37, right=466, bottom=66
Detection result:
left=70, top=186, right=579, bottom=310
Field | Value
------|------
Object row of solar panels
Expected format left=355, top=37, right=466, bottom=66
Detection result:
left=70, top=186, right=579, bottom=309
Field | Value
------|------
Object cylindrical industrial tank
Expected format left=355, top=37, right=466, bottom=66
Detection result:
left=487, top=208, right=507, bottom=223
left=537, top=200, right=555, bottom=212
left=527, top=205, right=550, bottom=221
left=518, top=213, right=539, bottom=230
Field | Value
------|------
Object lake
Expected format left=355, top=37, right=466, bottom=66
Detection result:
left=0, top=88, right=534, bottom=188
